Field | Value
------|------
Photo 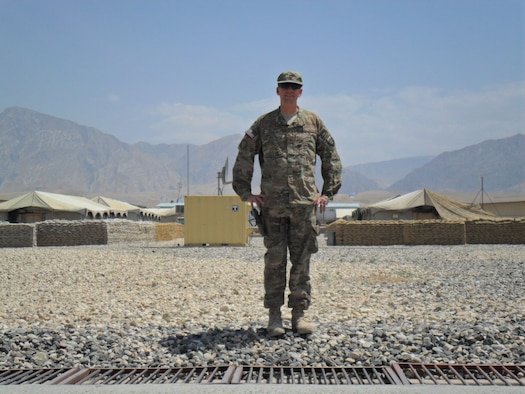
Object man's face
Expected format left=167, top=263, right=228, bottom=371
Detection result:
left=277, top=83, right=303, bottom=101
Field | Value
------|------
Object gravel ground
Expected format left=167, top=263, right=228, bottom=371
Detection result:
left=1, top=236, right=524, bottom=369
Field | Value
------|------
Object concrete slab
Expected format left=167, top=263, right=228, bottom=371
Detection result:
left=0, top=385, right=524, bottom=394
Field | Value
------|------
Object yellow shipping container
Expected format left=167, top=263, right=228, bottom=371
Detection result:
left=184, top=195, right=251, bottom=246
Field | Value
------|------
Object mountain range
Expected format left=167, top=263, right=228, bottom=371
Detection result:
left=0, top=107, right=523, bottom=206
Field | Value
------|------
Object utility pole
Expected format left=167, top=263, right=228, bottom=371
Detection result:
left=480, top=175, right=484, bottom=209
left=217, top=171, right=222, bottom=195
left=186, top=145, right=190, bottom=196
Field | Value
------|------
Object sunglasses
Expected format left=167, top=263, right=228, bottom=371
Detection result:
left=278, top=83, right=302, bottom=90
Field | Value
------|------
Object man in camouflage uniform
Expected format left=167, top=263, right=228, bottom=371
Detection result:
left=232, top=71, right=342, bottom=337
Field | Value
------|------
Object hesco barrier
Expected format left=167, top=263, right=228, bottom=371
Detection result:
left=466, top=219, right=525, bottom=244
left=2, top=219, right=524, bottom=247
left=36, top=221, right=108, bottom=246
left=155, top=222, right=184, bottom=241
left=106, top=220, right=156, bottom=244
left=402, top=220, right=466, bottom=245
left=0, top=220, right=185, bottom=247
left=0, top=223, right=35, bottom=247
left=326, top=219, right=525, bottom=245
left=0, top=364, right=523, bottom=386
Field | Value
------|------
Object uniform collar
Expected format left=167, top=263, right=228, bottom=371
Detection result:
left=276, top=106, right=304, bottom=125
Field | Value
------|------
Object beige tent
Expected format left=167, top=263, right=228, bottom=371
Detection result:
left=0, top=191, right=110, bottom=222
left=140, top=207, right=178, bottom=222
left=91, top=196, right=141, bottom=218
left=362, top=189, right=496, bottom=220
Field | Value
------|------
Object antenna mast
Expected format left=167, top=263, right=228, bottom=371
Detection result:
left=187, top=145, right=190, bottom=196
left=470, top=174, right=497, bottom=213
left=217, top=157, right=232, bottom=195
left=480, top=175, right=484, bottom=209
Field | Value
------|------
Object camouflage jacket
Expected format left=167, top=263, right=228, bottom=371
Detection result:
left=232, top=107, right=342, bottom=207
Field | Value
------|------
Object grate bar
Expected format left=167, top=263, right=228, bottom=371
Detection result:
left=149, top=368, right=173, bottom=384
left=362, top=367, right=374, bottom=384
left=384, top=366, right=404, bottom=385
left=222, top=365, right=238, bottom=384
left=432, top=364, right=453, bottom=384
left=458, top=365, right=479, bottom=385
left=113, top=368, right=139, bottom=384
left=168, top=367, right=187, bottom=384
left=0, top=370, right=27, bottom=385
left=55, top=368, right=90, bottom=385
left=47, top=368, right=83, bottom=385
left=500, top=365, right=524, bottom=384
left=488, top=365, right=510, bottom=386
left=123, top=368, right=149, bottom=384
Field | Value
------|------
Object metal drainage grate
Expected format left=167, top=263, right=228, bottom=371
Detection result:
left=0, top=364, right=524, bottom=386
left=0, top=368, right=73, bottom=385
left=394, top=363, right=525, bottom=386
left=62, top=366, right=235, bottom=385
left=230, top=365, right=402, bottom=384
left=0, top=366, right=235, bottom=385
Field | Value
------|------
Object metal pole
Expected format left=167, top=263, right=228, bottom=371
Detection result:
left=480, top=175, right=484, bottom=209
left=187, top=145, right=190, bottom=196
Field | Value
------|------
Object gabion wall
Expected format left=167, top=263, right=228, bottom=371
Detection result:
left=466, top=219, right=525, bottom=244
left=402, top=220, right=466, bottom=245
left=338, top=221, right=404, bottom=246
left=106, top=220, right=155, bottom=244
left=3, top=219, right=523, bottom=247
left=155, top=223, right=184, bottom=241
left=0, top=223, right=35, bottom=247
left=0, top=220, right=186, bottom=247
left=326, top=219, right=525, bottom=245
left=36, top=221, right=108, bottom=246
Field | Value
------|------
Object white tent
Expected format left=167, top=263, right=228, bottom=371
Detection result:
left=91, top=196, right=141, bottom=218
left=364, top=189, right=496, bottom=220
left=0, top=191, right=110, bottom=221
left=140, top=207, right=178, bottom=221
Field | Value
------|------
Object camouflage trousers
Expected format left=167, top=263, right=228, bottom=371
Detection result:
left=261, top=205, right=319, bottom=310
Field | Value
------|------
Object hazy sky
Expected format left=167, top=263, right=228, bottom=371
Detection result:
left=1, top=0, right=524, bottom=166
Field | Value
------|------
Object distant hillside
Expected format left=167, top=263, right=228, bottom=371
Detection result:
left=133, top=135, right=242, bottom=190
left=388, top=134, right=525, bottom=194
left=348, top=156, right=434, bottom=188
left=339, top=169, right=381, bottom=195
left=1, top=107, right=522, bottom=203
left=0, top=107, right=240, bottom=197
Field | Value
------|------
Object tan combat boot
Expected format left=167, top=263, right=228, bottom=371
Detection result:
left=267, top=307, right=285, bottom=337
left=292, top=308, right=315, bottom=335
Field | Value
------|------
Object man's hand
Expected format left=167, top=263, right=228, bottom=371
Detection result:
left=314, top=196, right=329, bottom=213
left=247, top=194, right=265, bottom=209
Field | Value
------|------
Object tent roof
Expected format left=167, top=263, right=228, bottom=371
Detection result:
left=369, top=189, right=428, bottom=211
left=92, top=196, right=140, bottom=212
left=0, top=191, right=110, bottom=215
left=369, top=189, right=496, bottom=220
left=140, top=207, right=177, bottom=219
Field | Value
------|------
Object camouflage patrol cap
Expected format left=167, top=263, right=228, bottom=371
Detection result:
left=277, top=71, right=303, bottom=86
